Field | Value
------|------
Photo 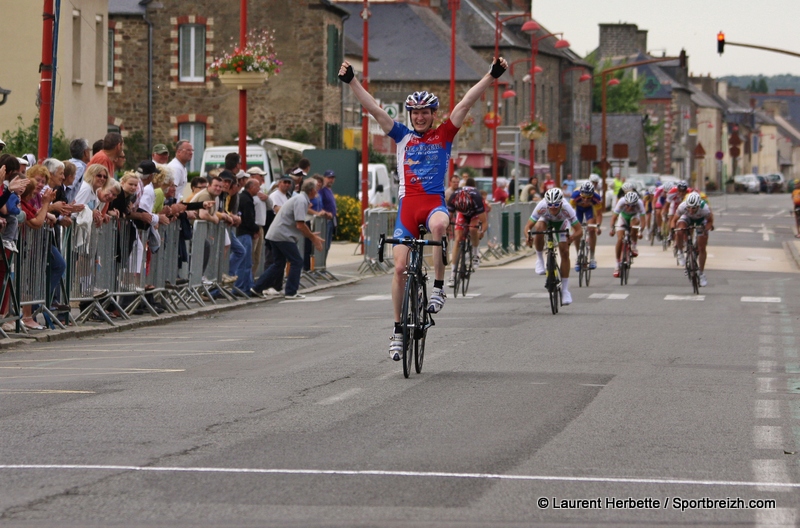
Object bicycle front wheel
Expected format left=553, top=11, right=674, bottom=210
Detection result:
left=401, top=276, right=416, bottom=378
left=414, top=282, right=427, bottom=374
left=461, top=242, right=472, bottom=297
left=620, top=244, right=629, bottom=286
left=578, top=240, right=587, bottom=288
left=687, top=245, right=700, bottom=294
left=547, top=252, right=560, bottom=314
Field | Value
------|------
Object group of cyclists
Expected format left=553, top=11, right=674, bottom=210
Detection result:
left=338, top=56, right=715, bottom=361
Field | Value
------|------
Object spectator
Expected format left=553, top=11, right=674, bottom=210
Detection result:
left=518, top=176, right=537, bottom=202
left=319, top=170, right=338, bottom=251
left=0, top=155, right=28, bottom=331
left=445, top=174, right=460, bottom=202
left=251, top=178, right=324, bottom=300
left=66, top=138, right=91, bottom=203
left=151, top=165, right=173, bottom=215
left=270, top=175, right=294, bottom=212
left=152, top=143, right=170, bottom=166
left=88, top=132, right=124, bottom=177
left=234, top=178, right=260, bottom=294
left=542, top=173, right=556, bottom=192
left=114, top=150, right=127, bottom=178
left=91, top=139, right=103, bottom=156
left=493, top=177, right=509, bottom=204
left=562, top=173, right=576, bottom=194
left=74, top=164, right=111, bottom=227
left=246, top=166, right=271, bottom=277
left=168, top=140, right=193, bottom=201
left=288, top=158, right=311, bottom=192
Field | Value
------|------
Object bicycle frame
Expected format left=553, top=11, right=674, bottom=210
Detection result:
left=676, top=225, right=702, bottom=294
left=452, top=222, right=481, bottom=298
left=528, top=228, right=569, bottom=314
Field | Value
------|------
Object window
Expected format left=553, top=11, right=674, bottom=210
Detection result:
left=325, top=123, right=341, bottom=149
left=326, top=25, right=342, bottom=85
left=178, top=122, right=205, bottom=173
left=95, top=15, right=104, bottom=85
left=72, top=10, right=81, bottom=82
left=107, top=27, right=114, bottom=87
left=179, top=24, right=205, bottom=82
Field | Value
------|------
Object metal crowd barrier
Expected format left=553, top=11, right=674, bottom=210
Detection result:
left=360, top=207, right=396, bottom=275
left=16, top=225, right=64, bottom=332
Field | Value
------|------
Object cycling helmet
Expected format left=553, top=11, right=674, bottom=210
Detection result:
left=677, top=180, right=689, bottom=191
left=405, top=91, right=439, bottom=111
left=663, top=181, right=675, bottom=192
left=621, top=182, right=635, bottom=193
left=544, top=188, right=564, bottom=206
left=686, top=191, right=702, bottom=208
left=590, top=174, right=601, bottom=184
left=625, top=191, right=639, bottom=204
left=580, top=181, right=594, bottom=194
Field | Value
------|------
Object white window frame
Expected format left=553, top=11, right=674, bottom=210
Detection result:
left=179, top=24, right=205, bottom=83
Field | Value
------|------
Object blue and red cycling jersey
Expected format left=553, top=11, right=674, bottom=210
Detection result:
left=388, top=120, right=459, bottom=239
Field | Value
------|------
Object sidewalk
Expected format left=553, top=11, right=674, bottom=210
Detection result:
left=0, top=240, right=531, bottom=350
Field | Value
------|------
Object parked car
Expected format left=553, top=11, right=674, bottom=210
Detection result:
left=756, top=175, right=769, bottom=193
left=733, top=174, right=760, bottom=193
left=765, top=173, right=786, bottom=193
left=627, top=173, right=660, bottom=188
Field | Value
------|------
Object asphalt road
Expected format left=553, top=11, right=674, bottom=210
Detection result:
left=0, top=193, right=798, bottom=527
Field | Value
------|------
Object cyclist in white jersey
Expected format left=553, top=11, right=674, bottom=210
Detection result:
left=524, top=188, right=583, bottom=305
left=672, top=191, right=714, bottom=287
left=609, top=191, right=646, bottom=278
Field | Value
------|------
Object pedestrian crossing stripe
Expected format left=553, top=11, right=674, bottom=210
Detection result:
left=589, top=293, right=629, bottom=300
left=280, top=296, right=334, bottom=303
left=741, top=297, right=782, bottom=303
left=664, top=295, right=705, bottom=301
left=512, top=293, right=550, bottom=298
left=357, top=295, right=393, bottom=301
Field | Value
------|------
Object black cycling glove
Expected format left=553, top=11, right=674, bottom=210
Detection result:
left=338, top=64, right=355, bottom=84
left=489, top=59, right=506, bottom=79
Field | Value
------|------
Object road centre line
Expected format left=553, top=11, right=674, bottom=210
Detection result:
left=743, top=297, right=782, bottom=303
left=664, top=295, right=705, bottom=301
left=0, top=389, right=96, bottom=394
left=0, top=352, right=255, bottom=361
left=3, top=464, right=800, bottom=489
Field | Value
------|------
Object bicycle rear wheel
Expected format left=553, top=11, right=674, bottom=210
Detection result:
left=620, top=243, right=629, bottom=286
left=452, top=242, right=466, bottom=298
left=401, top=277, right=416, bottom=378
left=687, top=245, right=700, bottom=294
left=414, top=282, right=427, bottom=374
left=578, top=240, right=587, bottom=288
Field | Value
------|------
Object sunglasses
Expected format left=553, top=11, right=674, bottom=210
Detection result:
left=96, top=173, right=109, bottom=179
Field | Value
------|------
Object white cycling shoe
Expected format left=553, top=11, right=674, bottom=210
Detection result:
left=534, top=258, right=545, bottom=275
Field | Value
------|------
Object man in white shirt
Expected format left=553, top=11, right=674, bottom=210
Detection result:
left=167, top=140, right=193, bottom=201
left=269, top=175, right=294, bottom=212
left=246, top=166, right=271, bottom=276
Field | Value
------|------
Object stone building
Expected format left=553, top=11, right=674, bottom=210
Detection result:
left=108, top=0, right=348, bottom=172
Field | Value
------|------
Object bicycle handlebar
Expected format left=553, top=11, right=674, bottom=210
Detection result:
left=528, top=229, right=570, bottom=236
left=377, top=233, right=445, bottom=263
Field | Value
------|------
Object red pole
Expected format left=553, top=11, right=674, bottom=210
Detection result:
left=238, top=0, right=247, bottom=170
left=38, top=0, right=55, bottom=162
left=529, top=36, right=537, bottom=181
left=491, top=12, right=499, bottom=196
left=360, top=1, right=370, bottom=250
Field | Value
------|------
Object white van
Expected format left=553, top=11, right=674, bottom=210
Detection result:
left=199, top=145, right=276, bottom=185
left=357, top=163, right=394, bottom=205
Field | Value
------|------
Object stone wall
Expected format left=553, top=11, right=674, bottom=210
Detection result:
left=598, top=23, right=645, bottom=60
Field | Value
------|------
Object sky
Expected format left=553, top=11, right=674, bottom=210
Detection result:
left=531, top=0, right=799, bottom=78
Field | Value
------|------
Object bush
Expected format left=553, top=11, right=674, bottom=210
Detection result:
left=1, top=116, right=70, bottom=160
left=334, top=194, right=362, bottom=242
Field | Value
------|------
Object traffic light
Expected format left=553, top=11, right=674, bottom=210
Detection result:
left=717, top=32, right=725, bottom=55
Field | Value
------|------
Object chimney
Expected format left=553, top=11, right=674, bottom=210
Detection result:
left=598, top=23, right=643, bottom=60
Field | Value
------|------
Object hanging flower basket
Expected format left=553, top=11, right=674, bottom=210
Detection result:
left=519, top=120, right=547, bottom=140
left=217, top=71, right=268, bottom=90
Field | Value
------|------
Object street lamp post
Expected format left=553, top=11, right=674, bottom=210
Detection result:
left=360, top=0, right=370, bottom=229
left=237, top=0, right=248, bottom=168
left=448, top=0, right=460, bottom=178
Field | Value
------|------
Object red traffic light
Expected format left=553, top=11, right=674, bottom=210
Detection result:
left=717, top=31, right=725, bottom=55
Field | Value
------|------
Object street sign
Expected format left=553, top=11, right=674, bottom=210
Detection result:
left=694, top=142, right=706, bottom=159
left=729, top=146, right=740, bottom=158
left=580, top=145, right=597, bottom=161
left=612, top=144, right=628, bottom=159
left=383, top=103, right=399, bottom=120
left=715, top=151, right=724, bottom=160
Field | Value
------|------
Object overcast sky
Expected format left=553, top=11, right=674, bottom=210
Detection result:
left=531, top=0, right=799, bottom=78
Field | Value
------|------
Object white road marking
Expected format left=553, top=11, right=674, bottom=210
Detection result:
left=756, top=508, right=797, bottom=528
left=760, top=224, right=771, bottom=241
left=752, top=460, right=792, bottom=492
left=714, top=227, right=732, bottom=232
left=755, top=400, right=780, bottom=420
left=0, top=390, right=96, bottom=395
left=757, top=378, right=776, bottom=393
left=758, top=361, right=777, bottom=373
left=512, top=293, right=550, bottom=298
left=0, top=351, right=254, bottom=363
left=280, top=296, right=333, bottom=303
left=357, top=295, right=393, bottom=301
left=737, top=228, right=755, bottom=233
left=742, top=297, right=782, bottom=303
left=760, top=335, right=775, bottom=345
left=664, top=295, right=705, bottom=301
left=753, top=426, right=784, bottom=449
left=2, top=464, right=800, bottom=489
left=759, top=347, right=775, bottom=358
left=316, top=388, right=363, bottom=406
left=589, top=293, right=629, bottom=300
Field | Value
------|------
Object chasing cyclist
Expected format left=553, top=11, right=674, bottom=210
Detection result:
left=569, top=181, right=601, bottom=270
left=589, top=174, right=604, bottom=233
left=672, top=191, right=714, bottom=287
left=609, top=191, right=646, bottom=278
left=447, top=178, right=487, bottom=287
left=525, top=188, right=583, bottom=305
left=338, top=57, right=508, bottom=360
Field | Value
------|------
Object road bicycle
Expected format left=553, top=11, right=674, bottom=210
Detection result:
left=452, top=221, right=482, bottom=298
left=615, top=224, right=639, bottom=286
left=529, top=227, right=569, bottom=314
left=676, top=225, right=702, bottom=294
left=575, top=223, right=596, bottom=288
left=379, top=226, right=446, bottom=378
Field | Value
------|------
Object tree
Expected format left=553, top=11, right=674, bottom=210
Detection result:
left=588, top=58, right=645, bottom=113
left=0, top=116, right=70, bottom=160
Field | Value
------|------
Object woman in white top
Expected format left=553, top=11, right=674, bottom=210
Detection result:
left=73, top=163, right=110, bottom=226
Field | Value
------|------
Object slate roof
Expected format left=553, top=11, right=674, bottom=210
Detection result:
left=602, top=52, right=687, bottom=100
left=108, top=0, right=145, bottom=15
left=751, top=93, right=800, bottom=130
left=590, top=114, right=646, bottom=163
left=689, top=85, right=722, bottom=110
left=341, top=3, right=487, bottom=82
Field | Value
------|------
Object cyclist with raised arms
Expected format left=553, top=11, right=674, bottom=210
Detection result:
left=525, top=188, right=583, bottom=305
left=609, top=191, right=646, bottom=278
left=589, top=174, right=604, bottom=233
left=338, top=57, right=508, bottom=360
left=446, top=177, right=487, bottom=287
left=672, top=191, right=714, bottom=287
left=569, top=181, right=601, bottom=270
